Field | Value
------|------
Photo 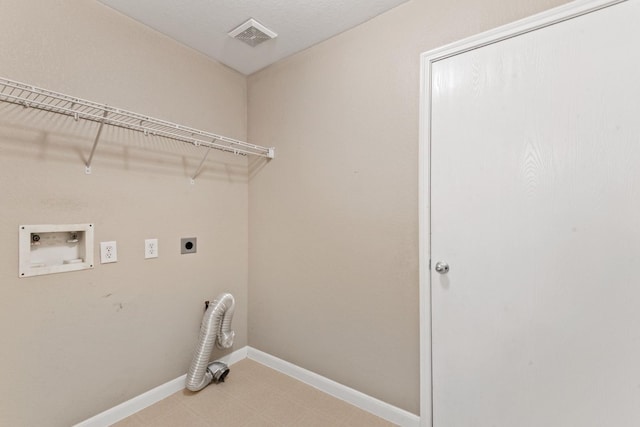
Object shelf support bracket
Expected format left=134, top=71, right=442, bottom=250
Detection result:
left=190, top=147, right=212, bottom=184
left=85, top=110, right=108, bottom=174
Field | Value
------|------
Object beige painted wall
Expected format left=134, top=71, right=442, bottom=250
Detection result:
left=0, top=0, right=574, bottom=424
left=247, top=0, right=568, bottom=415
left=0, top=1, right=248, bottom=426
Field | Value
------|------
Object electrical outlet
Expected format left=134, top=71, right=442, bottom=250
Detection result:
left=145, top=238, right=158, bottom=259
left=100, top=241, right=117, bottom=264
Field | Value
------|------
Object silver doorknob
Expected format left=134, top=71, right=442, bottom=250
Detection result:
left=434, top=261, right=449, bottom=274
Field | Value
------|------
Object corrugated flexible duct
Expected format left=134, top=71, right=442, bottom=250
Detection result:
left=185, top=293, right=235, bottom=391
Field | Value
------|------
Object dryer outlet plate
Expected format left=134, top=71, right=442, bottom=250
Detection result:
left=181, top=237, right=197, bottom=254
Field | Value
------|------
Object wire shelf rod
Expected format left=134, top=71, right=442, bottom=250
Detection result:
left=0, top=89, right=262, bottom=156
left=0, top=77, right=275, bottom=159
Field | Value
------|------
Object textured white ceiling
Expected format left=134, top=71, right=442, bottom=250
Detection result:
left=97, top=0, right=409, bottom=75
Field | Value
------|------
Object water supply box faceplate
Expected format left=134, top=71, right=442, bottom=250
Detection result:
left=19, top=223, right=94, bottom=278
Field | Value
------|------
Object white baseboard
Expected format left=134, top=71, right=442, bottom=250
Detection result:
left=73, top=346, right=248, bottom=427
left=247, top=347, right=420, bottom=427
left=75, top=346, right=419, bottom=427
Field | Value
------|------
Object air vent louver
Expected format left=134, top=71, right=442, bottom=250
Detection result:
left=228, top=18, right=277, bottom=47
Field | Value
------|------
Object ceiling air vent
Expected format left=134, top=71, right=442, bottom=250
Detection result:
left=228, top=18, right=277, bottom=47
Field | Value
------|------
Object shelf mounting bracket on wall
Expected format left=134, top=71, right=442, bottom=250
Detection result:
left=85, top=110, right=108, bottom=174
left=190, top=146, right=212, bottom=184
left=0, top=76, right=275, bottom=176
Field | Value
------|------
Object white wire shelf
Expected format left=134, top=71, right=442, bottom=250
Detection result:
left=0, top=76, right=274, bottom=177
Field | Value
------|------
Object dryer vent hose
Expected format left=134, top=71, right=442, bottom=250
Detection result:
left=185, top=293, right=235, bottom=391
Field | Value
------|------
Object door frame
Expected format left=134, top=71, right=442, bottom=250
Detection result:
left=418, top=1, right=624, bottom=425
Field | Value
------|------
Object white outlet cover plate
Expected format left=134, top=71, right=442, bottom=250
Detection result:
left=145, top=238, right=158, bottom=259
left=100, top=241, right=118, bottom=264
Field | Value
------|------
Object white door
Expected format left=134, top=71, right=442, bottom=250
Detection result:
left=430, top=1, right=640, bottom=426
